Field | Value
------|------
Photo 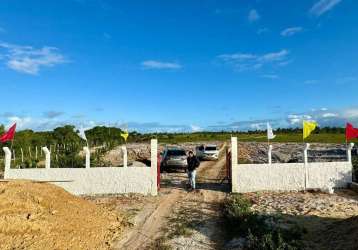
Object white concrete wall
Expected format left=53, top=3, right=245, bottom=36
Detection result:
left=230, top=137, right=353, bottom=193
left=5, top=167, right=155, bottom=196
left=3, top=139, right=158, bottom=196
left=232, top=162, right=352, bottom=193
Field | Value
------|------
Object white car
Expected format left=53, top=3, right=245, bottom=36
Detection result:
left=196, top=144, right=219, bottom=161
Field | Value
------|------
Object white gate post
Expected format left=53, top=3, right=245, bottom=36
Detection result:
left=304, top=143, right=310, bottom=190
left=121, top=146, right=128, bottom=168
left=231, top=137, right=238, bottom=192
left=42, top=147, right=51, bottom=169
left=347, top=143, right=355, bottom=163
left=83, top=146, right=90, bottom=169
left=268, top=145, right=273, bottom=165
left=304, top=143, right=310, bottom=165
left=151, top=139, right=158, bottom=196
left=3, top=147, right=11, bottom=179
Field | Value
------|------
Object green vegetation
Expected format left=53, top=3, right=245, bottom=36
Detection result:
left=222, top=194, right=305, bottom=250
left=0, top=125, right=356, bottom=170
left=145, top=127, right=356, bottom=144
left=353, top=156, right=358, bottom=182
left=0, top=125, right=130, bottom=169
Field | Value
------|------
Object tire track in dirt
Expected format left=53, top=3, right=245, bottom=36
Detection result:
left=114, top=143, right=229, bottom=250
left=114, top=188, right=181, bottom=249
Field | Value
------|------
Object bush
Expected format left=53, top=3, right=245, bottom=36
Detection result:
left=222, top=194, right=304, bottom=250
left=353, top=156, right=358, bottom=182
left=20, top=159, right=39, bottom=168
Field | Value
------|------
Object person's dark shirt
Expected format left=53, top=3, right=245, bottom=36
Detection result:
left=187, top=155, right=200, bottom=172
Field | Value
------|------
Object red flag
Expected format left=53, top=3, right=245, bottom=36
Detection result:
left=0, top=123, right=16, bottom=143
left=346, top=123, right=358, bottom=141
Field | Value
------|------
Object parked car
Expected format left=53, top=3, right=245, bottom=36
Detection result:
left=160, top=147, right=188, bottom=172
left=196, top=144, right=219, bottom=160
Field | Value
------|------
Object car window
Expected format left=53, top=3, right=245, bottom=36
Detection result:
left=167, top=150, right=186, bottom=156
left=205, top=146, right=217, bottom=151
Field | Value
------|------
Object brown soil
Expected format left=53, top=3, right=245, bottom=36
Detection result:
left=111, top=143, right=229, bottom=250
left=0, top=180, right=126, bottom=250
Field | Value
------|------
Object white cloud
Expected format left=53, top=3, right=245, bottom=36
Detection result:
left=343, top=108, right=358, bottom=118
left=322, top=113, right=338, bottom=118
left=141, top=60, right=182, bottom=70
left=281, top=27, right=303, bottom=37
left=218, top=49, right=290, bottom=71
left=248, top=9, right=260, bottom=22
left=310, top=0, right=342, bottom=17
left=0, top=42, right=67, bottom=75
left=259, top=50, right=289, bottom=62
left=7, top=116, right=32, bottom=129
left=249, top=123, right=264, bottom=130
left=287, top=114, right=313, bottom=125
left=190, top=125, right=202, bottom=132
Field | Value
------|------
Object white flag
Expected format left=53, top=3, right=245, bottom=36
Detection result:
left=267, top=122, right=276, bottom=140
left=77, top=127, right=87, bottom=141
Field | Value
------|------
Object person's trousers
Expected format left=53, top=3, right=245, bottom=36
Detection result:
left=188, top=170, right=196, bottom=189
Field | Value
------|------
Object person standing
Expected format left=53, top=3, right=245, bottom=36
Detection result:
left=187, top=151, right=200, bottom=190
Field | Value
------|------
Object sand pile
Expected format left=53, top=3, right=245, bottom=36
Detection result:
left=0, top=180, right=125, bottom=250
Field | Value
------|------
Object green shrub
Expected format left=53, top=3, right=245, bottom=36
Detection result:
left=222, top=194, right=304, bottom=250
left=20, top=159, right=39, bottom=168
left=353, top=156, right=358, bottom=182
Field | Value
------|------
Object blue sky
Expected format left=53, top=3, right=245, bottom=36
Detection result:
left=0, top=0, right=357, bottom=132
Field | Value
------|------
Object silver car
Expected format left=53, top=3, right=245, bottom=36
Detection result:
left=196, top=144, right=219, bottom=160
left=160, top=148, right=187, bottom=172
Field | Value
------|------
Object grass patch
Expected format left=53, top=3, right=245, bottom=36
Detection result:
left=166, top=207, right=203, bottom=239
left=147, top=236, right=172, bottom=250
left=222, top=194, right=306, bottom=250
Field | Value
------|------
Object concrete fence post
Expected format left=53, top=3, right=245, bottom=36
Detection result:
left=347, top=143, right=355, bottom=163
left=231, top=137, right=238, bottom=192
left=304, top=143, right=310, bottom=190
left=42, top=147, right=51, bottom=169
left=151, top=139, right=158, bottom=196
left=121, top=146, right=128, bottom=168
left=304, top=143, right=310, bottom=165
left=83, top=147, right=90, bottom=169
left=268, top=145, right=273, bottom=165
left=3, top=147, right=11, bottom=179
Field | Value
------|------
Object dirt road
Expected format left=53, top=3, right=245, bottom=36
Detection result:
left=114, top=144, right=229, bottom=249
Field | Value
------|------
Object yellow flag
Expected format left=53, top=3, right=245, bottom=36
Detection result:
left=303, top=121, right=317, bottom=139
left=120, top=131, right=129, bottom=142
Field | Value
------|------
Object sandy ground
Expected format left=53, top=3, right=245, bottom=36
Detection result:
left=1, top=141, right=357, bottom=249
left=100, top=143, right=230, bottom=250
left=243, top=190, right=358, bottom=249
left=0, top=180, right=126, bottom=250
